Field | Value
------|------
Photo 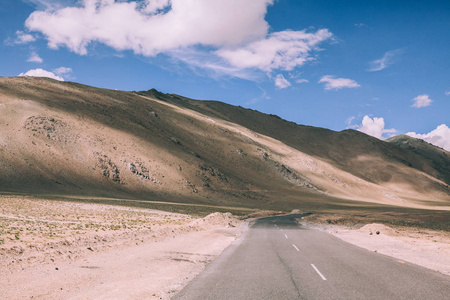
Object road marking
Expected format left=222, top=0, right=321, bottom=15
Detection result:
left=311, top=264, right=327, bottom=281
left=292, top=244, right=299, bottom=252
left=284, top=234, right=288, bottom=239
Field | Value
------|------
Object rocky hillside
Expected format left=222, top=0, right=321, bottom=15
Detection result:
left=0, top=77, right=448, bottom=211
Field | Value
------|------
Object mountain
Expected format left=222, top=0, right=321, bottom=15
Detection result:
left=0, top=77, right=448, bottom=212
left=386, top=134, right=450, bottom=185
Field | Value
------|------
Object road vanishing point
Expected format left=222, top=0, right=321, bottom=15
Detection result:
left=174, top=214, right=450, bottom=300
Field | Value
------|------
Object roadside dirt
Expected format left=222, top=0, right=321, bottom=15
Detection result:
left=0, top=196, right=245, bottom=299
left=301, top=214, right=450, bottom=276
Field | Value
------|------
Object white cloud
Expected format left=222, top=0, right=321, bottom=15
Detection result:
left=27, top=51, right=43, bottom=63
left=19, top=68, right=65, bottom=81
left=411, top=94, right=432, bottom=108
left=53, top=67, right=73, bottom=75
left=319, top=75, right=360, bottom=91
left=296, top=79, right=309, bottom=84
left=216, top=29, right=333, bottom=72
left=445, top=90, right=450, bottom=96
left=26, top=0, right=273, bottom=56
left=6, top=31, right=36, bottom=45
left=274, top=74, right=291, bottom=89
left=368, top=49, right=402, bottom=72
left=23, top=0, right=333, bottom=86
left=345, top=116, right=356, bottom=128
left=357, top=115, right=396, bottom=139
left=406, top=124, right=450, bottom=151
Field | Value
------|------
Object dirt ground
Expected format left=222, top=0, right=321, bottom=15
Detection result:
left=0, top=196, right=244, bottom=299
left=301, top=214, right=450, bottom=276
left=2, top=196, right=449, bottom=299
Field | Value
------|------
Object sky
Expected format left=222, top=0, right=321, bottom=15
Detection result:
left=1, top=0, right=449, bottom=150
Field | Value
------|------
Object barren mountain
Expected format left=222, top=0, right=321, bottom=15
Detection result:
left=0, top=77, right=449, bottom=212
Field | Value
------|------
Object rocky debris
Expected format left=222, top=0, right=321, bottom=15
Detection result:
left=94, top=152, right=121, bottom=183
left=357, top=223, right=396, bottom=236
left=170, top=137, right=181, bottom=145
left=148, top=110, right=158, bottom=118
left=236, top=149, right=246, bottom=157
left=219, top=127, right=231, bottom=134
left=325, top=173, right=349, bottom=189
left=277, top=163, right=316, bottom=190
left=198, top=165, right=228, bottom=183
left=185, top=180, right=198, bottom=193
left=24, top=116, right=74, bottom=142
left=257, top=148, right=270, bottom=160
left=127, top=161, right=160, bottom=184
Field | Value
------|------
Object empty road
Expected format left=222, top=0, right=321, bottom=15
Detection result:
left=174, top=214, right=450, bottom=299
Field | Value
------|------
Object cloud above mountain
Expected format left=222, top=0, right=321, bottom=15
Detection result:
left=19, top=68, right=64, bottom=81
left=406, top=124, right=450, bottom=151
left=23, top=0, right=332, bottom=85
left=357, top=115, right=396, bottom=139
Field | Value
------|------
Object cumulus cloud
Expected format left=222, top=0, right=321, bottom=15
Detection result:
left=216, top=29, right=333, bottom=72
left=274, top=74, right=291, bottom=89
left=445, top=90, right=450, bottom=96
left=368, top=49, right=402, bottom=72
left=296, top=79, right=309, bottom=84
left=25, top=0, right=272, bottom=56
left=23, top=0, right=333, bottom=85
left=406, top=124, right=450, bottom=151
left=19, top=68, right=65, bottom=81
left=411, top=94, right=432, bottom=108
left=27, top=51, right=43, bottom=63
left=53, top=67, right=73, bottom=75
left=319, top=75, right=360, bottom=91
left=357, top=115, right=396, bottom=139
left=6, top=30, right=36, bottom=45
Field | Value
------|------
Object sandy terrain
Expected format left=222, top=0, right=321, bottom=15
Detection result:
left=301, top=215, right=450, bottom=276
left=0, top=196, right=244, bottom=299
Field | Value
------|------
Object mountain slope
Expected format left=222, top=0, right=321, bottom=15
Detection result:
left=0, top=77, right=448, bottom=211
left=141, top=90, right=450, bottom=186
left=386, top=135, right=450, bottom=183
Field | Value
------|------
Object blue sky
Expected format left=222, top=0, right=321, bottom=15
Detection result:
left=1, top=0, right=449, bottom=150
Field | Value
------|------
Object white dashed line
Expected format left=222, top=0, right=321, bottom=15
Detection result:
left=311, top=264, right=327, bottom=281
left=284, top=234, right=288, bottom=239
left=292, top=244, right=299, bottom=252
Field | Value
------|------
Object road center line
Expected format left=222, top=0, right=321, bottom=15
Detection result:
left=311, top=264, right=327, bottom=281
left=292, top=244, right=299, bottom=252
left=284, top=234, right=288, bottom=239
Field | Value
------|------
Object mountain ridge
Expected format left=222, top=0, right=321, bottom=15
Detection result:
left=0, top=76, right=448, bottom=212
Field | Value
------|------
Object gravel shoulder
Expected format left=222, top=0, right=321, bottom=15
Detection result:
left=301, top=216, right=450, bottom=276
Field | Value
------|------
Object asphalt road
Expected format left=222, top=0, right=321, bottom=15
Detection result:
left=174, top=214, right=450, bottom=300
